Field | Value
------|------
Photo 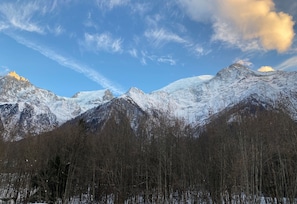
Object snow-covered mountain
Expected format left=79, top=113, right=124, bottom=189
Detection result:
left=121, top=63, right=297, bottom=126
left=1, top=63, right=297, bottom=140
left=0, top=71, right=113, bottom=140
left=73, top=63, right=297, bottom=137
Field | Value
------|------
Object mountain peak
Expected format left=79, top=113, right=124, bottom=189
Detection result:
left=7, top=71, right=29, bottom=82
left=225, top=63, right=253, bottom=73
left=215, top=63, right=255, bottom=81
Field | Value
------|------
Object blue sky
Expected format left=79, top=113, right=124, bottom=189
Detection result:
left=0, top=0, right=297, bottom=97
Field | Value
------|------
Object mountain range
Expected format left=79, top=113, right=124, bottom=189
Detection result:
left=1, top=63, right=296, bottom=141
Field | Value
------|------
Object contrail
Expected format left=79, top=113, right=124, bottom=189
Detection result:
left=8, top=34, right=125, bottom=95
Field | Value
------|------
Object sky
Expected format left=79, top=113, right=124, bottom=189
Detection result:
left=0, top=0, right=297, bottom=97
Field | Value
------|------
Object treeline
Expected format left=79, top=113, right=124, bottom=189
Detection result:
left=0, top=108, right=297, bottom=203
left=199, top=108, right=297, bottom=203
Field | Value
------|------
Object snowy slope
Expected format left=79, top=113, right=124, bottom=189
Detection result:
left=70, top=89, right=113, bottom=112
left=0, top=72, right=113, bottom=122
left=2, top=64, right=297, bottom=140
left=0, top=72, right=113, bottom=139
left=122, top=64, right=297, bottom=125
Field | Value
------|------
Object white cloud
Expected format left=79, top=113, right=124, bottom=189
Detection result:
left=234, top=59, right=253, bottom=67
left=179, top=0, right=295, bottom=53
left=52, top=25, right=64, bottom=36
left=97, top=0, right=130, bottom=10
left=258, top=66, right=275, bottom=72
left=275, top=56, right=297, bottom=70
left=84, top=14, right=99, bottom=30
left=143, top=13, right=210, bottom=57
left=145, top=14, right=163, bottom=29
left=193, top=45, right=211, bottom=57
left=46, top=25, right=64, bottom=36
left=130, top=2, right=151, bottom=15
left=84, top=33, right=123, bottom=53
left=139, top=51, right=177, bottom=66
left=140, top=58, right=147, bottom=65
left=211, top=19, right=262, bottom=52
left=144, top=28, right=187, bottom=47
left=157, top=56, right=176, bottom=66
left=0, top=22, right=9, bottom=31
left=140, top=51, right=152, bottom=65
left=0, top=2, right=45, bottom=33
left=177, top=0, right=215, bottom=22
left=128, top=49, right=138, bottom=58
left=48, top=0, right=58, bottom=13
left=0, top=1, right=65, bottom=34
left=194, top=46, right=204, bottom=56
left=0, top=66, right=10, bottom=75
left=10, top=34, right=124, bottom=95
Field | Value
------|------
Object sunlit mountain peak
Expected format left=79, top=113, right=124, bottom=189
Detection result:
left=8, top=71, right=29, bottom=82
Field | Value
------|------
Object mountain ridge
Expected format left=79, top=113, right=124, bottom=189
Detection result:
left=1, top=63, right=297, bottom=140
left=0, top=73, right=114, bottom=140
left=120, top=63, right=297, bottom=125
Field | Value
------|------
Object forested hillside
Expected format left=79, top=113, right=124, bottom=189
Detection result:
left=1, top=105, right=297, bottom=203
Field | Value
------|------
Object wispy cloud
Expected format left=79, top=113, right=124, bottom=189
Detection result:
left=0, top=22, right=9, bottom=31
left=0, top=1, right=65, bottom=35
left=144, top=28, right=187, bottom=47
left=129, top=2, right=151, bottom=15
left=84, top=12, right=99, bottom=30
left=275, top=56, right=297, bottom=71
left=0, top=65, right=10, bottom=75
left=83, top=33, right=123, bottom=53
left=0, top=1, right=45, bottom=33
left=128, top=49, right=138, bottom=58
left=233, top=58, right=253, bottom=67
left=192, top=44, right=211, bottom=57
left=157, top=56, right=176, bottom=66
left=48, top=0, right=58, bottom=13
left=144, top=26, right=210, bottom=59
left=177, top=0, right=215, bottom=23
left=97, top=0, right=130, bottom=10
left=140, top=51, right=177, bottom=66
left=52, top=25, right=64, bottom=36
left=9, top=34, right=124, bottom=95
left=211, top=19, right=262, bottom=52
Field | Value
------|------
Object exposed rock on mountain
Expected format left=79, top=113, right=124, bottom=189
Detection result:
left=1, top=64, right=297, bottom=140
left=0, top=72, right=113, bottom=140
left=121, top=63, right=297, bottom=126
